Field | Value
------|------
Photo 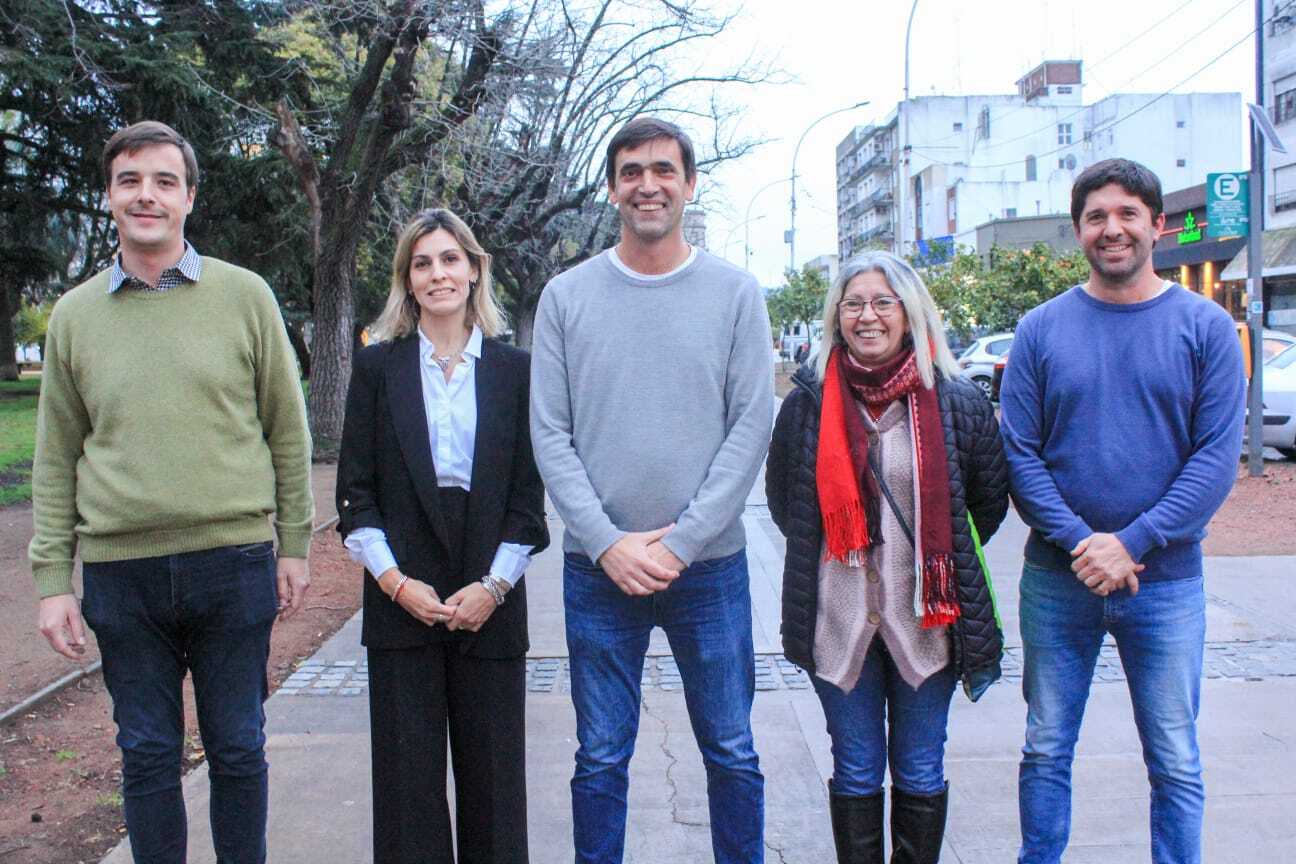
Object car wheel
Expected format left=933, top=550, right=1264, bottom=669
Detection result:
left=1279, top=447, right=1296, bottom=461
left=972, top=376, right=993, bottom=399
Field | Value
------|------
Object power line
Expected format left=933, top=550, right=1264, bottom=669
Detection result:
left=913, top=0, right=1239, bottom=150
left=909, top=23, right=1256, bottom=172
left=961, top=0, right=1249, bottom=155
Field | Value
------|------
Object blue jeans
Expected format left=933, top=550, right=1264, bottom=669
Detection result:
left=1017, top=563, right=1206, bottom=864
left=812, top=641, right=956, bottom=797
left=564, top=550, right=764, bottom=864
left=82, top=543, right=280, bottom=864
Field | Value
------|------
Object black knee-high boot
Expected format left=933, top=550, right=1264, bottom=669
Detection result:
left=828, top=782, right=884, bottom=864
left=889, top=783, right=948, bottom=864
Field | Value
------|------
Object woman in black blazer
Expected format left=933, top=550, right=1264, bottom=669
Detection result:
left=336, top=208, right=548, bottom=864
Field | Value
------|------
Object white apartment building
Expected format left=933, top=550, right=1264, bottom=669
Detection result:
left=1264, top=0, right=1296, bottom=227
left=836, top=61, right=1242, bottom=260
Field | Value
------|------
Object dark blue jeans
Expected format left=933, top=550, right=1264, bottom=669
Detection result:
left=1017, top=563, right=1206, bottom=864
left=812, top=641, right=956, bottom=797
left=564, top=550, right=764, bottom=864
left=82, top=542, right=279, bottom=864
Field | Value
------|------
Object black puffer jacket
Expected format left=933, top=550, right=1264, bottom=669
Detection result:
left=766, top=363, right=1010, bottom=699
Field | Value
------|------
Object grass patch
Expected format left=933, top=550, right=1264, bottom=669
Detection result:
left=54, top=749, right=78, bottom=762
left=0, top=376, right=39, bottom=506
left=96, top=791, right=124, bottom=808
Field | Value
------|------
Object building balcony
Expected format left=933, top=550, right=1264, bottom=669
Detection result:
left=865, top=189, right=893, bottom=211
left=861, top=152, right=892, bottom=175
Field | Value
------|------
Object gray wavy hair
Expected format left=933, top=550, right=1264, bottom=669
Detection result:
left=816, top=250, right=960, bottom=389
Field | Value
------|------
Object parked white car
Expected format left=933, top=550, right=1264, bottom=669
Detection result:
left=1259, top=343, right=1296, bottom=460
left=957, top=332, right=1014, bottom=398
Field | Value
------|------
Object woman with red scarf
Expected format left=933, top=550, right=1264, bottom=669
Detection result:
left=766, top=251, right=1009, bottom=863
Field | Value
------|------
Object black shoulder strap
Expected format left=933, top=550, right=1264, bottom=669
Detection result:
left=867, top=445, right=915, bottom=548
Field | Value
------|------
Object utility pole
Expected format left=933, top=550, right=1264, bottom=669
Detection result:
left=897, top=0, right=920, bottom=257
left=1246, top=0, right=1266, bottom=476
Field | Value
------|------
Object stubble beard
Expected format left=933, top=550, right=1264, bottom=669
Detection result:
left=1086, top=241, right=1150, bottom=290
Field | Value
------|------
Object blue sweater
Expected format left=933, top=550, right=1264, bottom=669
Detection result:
left=1000, top=284, right=1244, bottom=581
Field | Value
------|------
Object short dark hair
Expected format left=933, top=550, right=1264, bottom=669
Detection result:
left=1070, top=158, right=1162, bottom=226
left=102, top=121, right=200, bottom=190
left=605, top=117, right=696, bottom=187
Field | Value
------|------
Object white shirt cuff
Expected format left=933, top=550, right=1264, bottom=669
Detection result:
left=344, top=527, right=399, bottom=580
left=489, top=542, right=533, bottom=587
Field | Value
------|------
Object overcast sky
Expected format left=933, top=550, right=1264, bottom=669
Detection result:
left=687, top=0, right=1257, bottom=287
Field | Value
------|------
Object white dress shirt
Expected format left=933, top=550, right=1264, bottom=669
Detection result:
left=344, top=325, right=533, bottom=585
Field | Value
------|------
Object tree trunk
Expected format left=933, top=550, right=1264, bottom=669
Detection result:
left=514, top=302, right=536, bottom=351
left=307, top=243, right=356, bottom=462
left=0, top=285, right=20, bottom=381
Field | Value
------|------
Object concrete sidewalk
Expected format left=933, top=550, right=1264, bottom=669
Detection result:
left=102, top=474, right=1296, bottom=863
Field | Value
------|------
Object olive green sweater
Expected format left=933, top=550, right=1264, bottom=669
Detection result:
left=29, top=257, right=314, bottom=598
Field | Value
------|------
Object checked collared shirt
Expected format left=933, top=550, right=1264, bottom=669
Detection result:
left=108, top=242, right=202, bottom=293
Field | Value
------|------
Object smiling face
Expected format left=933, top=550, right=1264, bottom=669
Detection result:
left=105, top=143, right=195, bottom=259
left=838, top=270, right=909, bottom=368
left=407, top=228, right=478, bottom=329
left=1075, top=182, right=1165, bottom=290
left=607, top=137, right=697, bottom=245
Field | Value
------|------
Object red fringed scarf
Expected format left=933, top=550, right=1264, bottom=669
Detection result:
left=817, top=346, right=960, bottom=628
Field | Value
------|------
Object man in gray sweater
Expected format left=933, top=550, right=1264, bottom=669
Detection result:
left=531, top=117, right=774, bottom=863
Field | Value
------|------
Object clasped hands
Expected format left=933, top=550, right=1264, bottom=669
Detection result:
left=1070, top=532, right=1143, bottom=597
left=598, top=524, right=684, bottom=596
left=377, top=569, right=497, bottom=632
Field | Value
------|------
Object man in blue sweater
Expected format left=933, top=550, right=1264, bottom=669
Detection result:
left=1000, top=158, right=1244, bottom=864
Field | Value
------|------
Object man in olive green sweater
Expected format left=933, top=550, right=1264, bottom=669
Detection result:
left=30, top=121, right=313, bottom=863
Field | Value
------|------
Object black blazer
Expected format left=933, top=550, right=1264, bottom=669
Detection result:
left=335, top=334, right=549, bottom=658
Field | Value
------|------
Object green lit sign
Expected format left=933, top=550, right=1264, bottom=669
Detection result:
left=1177, top=210, right=1202, bottom=245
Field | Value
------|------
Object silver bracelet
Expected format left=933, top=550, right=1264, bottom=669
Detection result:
left=479, top=574, right=506, bottom=606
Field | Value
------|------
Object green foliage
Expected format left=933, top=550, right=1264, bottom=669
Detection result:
left=767, top=265, right=830, bottom=334
left=918, top=243, right=1088, bottom=337
left=54, top=749, right=77, bottom=762
left=13, top=302, right=51, bottom=348
left=0, top=377, right=38, bottom=505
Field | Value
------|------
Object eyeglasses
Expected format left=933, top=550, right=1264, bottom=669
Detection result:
left=838, top=296, right=901, bottom=318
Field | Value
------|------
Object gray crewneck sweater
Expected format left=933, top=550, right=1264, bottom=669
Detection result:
left=530, top=248, right=774, bottom=565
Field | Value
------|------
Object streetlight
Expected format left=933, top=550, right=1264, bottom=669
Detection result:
left=789, top=100, right=869, bottom=273
left=897, top=0, right=920, bottom=257
left=719, top=214, right=766, bottom=265
left=744, top=177, right=790, bottom=274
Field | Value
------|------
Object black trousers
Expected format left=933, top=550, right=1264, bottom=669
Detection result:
left=367, top=488, right=528, bottom=863
left=368, top=646, right=527, bottom=864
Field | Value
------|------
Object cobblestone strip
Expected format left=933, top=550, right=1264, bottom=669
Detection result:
left=275, top=641, right=1296, bottom=697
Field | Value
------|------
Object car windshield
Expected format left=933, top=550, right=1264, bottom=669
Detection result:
left=1267, top=343, right=1296, bottom=370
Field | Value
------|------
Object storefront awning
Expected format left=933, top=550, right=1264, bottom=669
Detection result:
left=1219, top=226, right=1296, bottom=280
left=1152, top=236, right=1245, bottom=271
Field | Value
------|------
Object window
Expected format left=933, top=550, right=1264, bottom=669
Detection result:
left=1004, top=208, right=1017, bottom=218
left=1176, top=120, right=1186, bottom=128
left=1058, top=154, right=1076, bottom=170
left=1176, top=159, right=1187, bottom=167
left=988, top=338, right=1013, bottom=357
left=1057, top=123, right=1073, bottom=145
left=1275, top=87, right=1296, bottom=125
left=1025, top=155, right=1037, bottom=181
left=978, top=106, right=991, bottom=139
left=1057, top=86, right=1073, bottom=95
left=952, top=122, right=963, bottom=132
left=1274, top=163, right=1296, bottom=211
left=1273, top=0, right=1296, bottom=36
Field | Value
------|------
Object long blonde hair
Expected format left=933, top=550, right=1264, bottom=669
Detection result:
left=369, top=209, right=505, bottom=342
left=816, top=250, right=960, bottom=388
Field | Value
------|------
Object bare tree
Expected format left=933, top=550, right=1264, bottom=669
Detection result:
left=427, top=0, right=771, bottom=344
left=272, top=0, right=503, bottom=458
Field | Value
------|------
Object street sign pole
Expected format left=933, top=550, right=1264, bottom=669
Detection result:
left=1246, top=0, right=1265, bottom=476
left=1247, top=127, right=1265, bottom=476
